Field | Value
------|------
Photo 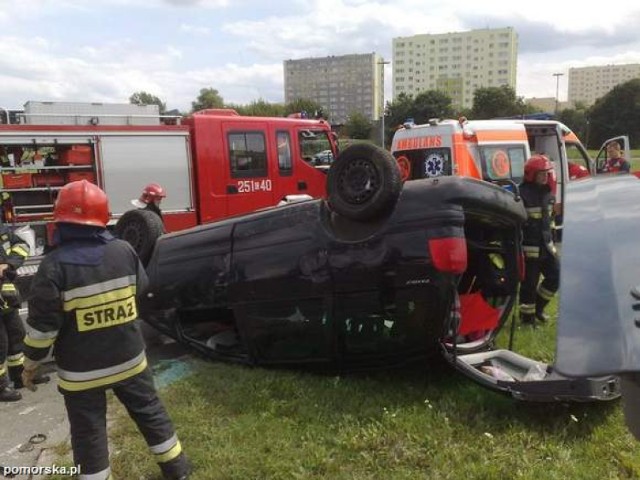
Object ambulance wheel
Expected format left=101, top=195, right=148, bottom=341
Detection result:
left=327, top=143, right=402, bottom=221
left=115, top=209, right=164, bottom=265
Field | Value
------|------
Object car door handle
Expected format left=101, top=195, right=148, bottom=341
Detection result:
left=298, top=181, right=307, bottom=191
left=227, top=185, right=238, bottom=194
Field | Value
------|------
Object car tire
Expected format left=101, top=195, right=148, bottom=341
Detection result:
left=327, top=144, right=402, bottom=221
left=114, top=209, right=164, bottom=265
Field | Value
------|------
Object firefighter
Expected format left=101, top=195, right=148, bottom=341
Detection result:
left=0, top=218, right=39, bottom=401
left=131, top=182, right=166, bottom=221
left=22, top=181, right=190, bottom=480
left=519, top=155, right=560, bottom=326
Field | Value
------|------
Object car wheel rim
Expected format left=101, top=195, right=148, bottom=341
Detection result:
left=338, top=158, right=379, bottom=205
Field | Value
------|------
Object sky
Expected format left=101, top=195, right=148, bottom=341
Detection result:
left=1, top=0, right=640, bottom=112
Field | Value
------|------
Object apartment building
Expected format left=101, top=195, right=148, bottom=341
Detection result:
left=392, top=27, right=518, bottom=110
left=284, top=53, right=385, bottom=124
left=568, top=64, right=640, bottom=107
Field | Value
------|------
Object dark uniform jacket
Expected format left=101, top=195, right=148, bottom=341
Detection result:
left=519, top=182, right=556, bottom=259
left=24, top=228, right=148, bottom=393
left=0, top=224, right=29, bottom=272
left=0, top=224, right=29, bottom=307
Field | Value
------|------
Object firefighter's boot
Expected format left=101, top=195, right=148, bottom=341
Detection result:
left=10, top=365, right=50, bottom=389
left=520, top=312, right=536, bottom=327
left=535, top=296, right=551, bottom=324
left=0, top=386, right=22, bottom=402
left=520, top=304, right=536, bottom=326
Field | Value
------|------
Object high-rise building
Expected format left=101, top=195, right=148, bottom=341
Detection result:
left=392, top=27, right=518, bottom=110
left=284, top=53, right=385, bottom=124
left=568, top=64, right=640, bottom=107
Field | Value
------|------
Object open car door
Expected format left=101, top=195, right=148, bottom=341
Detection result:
left=440, top=292, right=620, bottom=402
left=437, top=194, right=620, bottom=402
left=594, top=135, right=630, bottom=173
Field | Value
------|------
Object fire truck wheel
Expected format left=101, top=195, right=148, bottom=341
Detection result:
left=114, top=209, right=164, bottom=265
left=327, top=143, right=401, bottom=221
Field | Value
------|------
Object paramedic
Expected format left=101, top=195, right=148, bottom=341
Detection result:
left=518, top=155, right=560, bottom=326
left=22, top=180, right=190, bottom=479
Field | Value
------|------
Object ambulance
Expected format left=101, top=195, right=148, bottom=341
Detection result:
left=390, top=116, right=630, bottom=236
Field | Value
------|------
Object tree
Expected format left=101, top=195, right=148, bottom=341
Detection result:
left=129, top=91, right=166, bottom=114
left=558, top=102, right=589, bottom=147
left=343, top=112, right=373, bottom=139
left=284, top=98, right=327, bottom=120
left=412, top=90, right=454, bottom=124
left=588, top=79, right=640, bottom=149
left=191, top=87, right=224, bottom=112
left=384, top=92, right=416, bottom=140
left=471, top=85, right=533, bottom=119
left=232, top=99, right=286, bottom=117
left=383, top=90, right=454, bottom=147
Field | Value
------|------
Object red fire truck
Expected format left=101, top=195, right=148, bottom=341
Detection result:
left=0, top=106, right=337, bottom=267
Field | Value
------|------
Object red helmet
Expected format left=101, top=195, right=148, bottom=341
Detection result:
left=523, top=155, right=553, bottom=183
left=54, top=180, right=110, bottom=227
left=568, top=162, right=590, bottom=180
left=132, top=183, right=166, bottom=208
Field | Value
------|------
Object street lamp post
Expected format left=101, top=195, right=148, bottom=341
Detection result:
left=378, top=60, right=390, bottom=148
left=553, top=72, right=564, bottom=115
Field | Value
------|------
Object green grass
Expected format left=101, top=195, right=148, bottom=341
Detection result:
left=93, top=300, right=640, bottom=480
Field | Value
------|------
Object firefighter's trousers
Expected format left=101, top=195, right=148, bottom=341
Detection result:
left=63, top=367, right=189, bottom=480
left=520, top=250, right=560, bottom=316
left=0, top=308, right=25, bottom=388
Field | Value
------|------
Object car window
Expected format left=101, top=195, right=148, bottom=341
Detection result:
left=276, top=131, right=292, bottom=175
left=565, top=141, right=592, bottom=179
left=228, top=131, right=267, bottom=178
left=299, top=130, right=333, bottom=168
left=237, top=299, right=332, bottom=361
left=334, top=292, right=435, bottom=359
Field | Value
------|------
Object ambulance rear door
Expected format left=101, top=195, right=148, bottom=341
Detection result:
left=390, top=122, right=459, bottom=181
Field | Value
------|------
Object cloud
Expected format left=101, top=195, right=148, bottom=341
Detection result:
left=459, top=13, right=640, bottom=54
left=2, top=0, right=640, bottom=109
left=222, top=0, right=464, bottom=61
left=0, top=36, right=170, bottom=106
left=180, top=23, right=212, bottom=36
left=0, top=34, right=282, bottom=111
left=161, top=0, right=229, bottom=7
left=179, top=63, right=284, bottom=105
left=0, top=0, right=230, bottom=23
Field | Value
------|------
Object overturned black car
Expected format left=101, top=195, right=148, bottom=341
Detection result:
left=140, top=144, right=619, bottom=403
